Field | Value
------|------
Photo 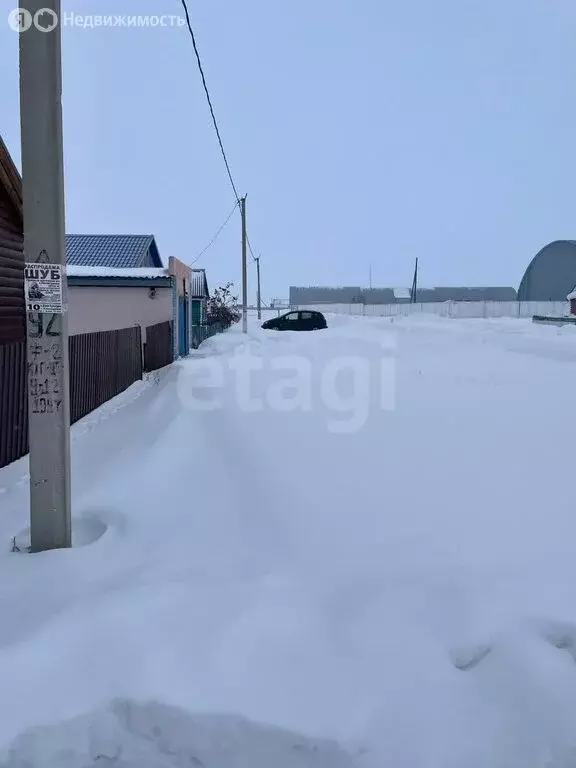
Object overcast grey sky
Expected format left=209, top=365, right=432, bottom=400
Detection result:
left=1, top=0, right=575, bottom=301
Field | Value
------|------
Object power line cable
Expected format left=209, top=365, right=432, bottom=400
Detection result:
left=246, top=231, right=257, bottom=262
left=180, top=0, right=240, bottom=203
left=179, top=0, right=261, bottom=268
left=191, top=201, right=238, bottom=264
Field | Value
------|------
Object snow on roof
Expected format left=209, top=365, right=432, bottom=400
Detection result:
left=393, top=287, right=411, bottom=299
left=66, top=265, right=168, bottom=279
left=567, top=288, right=576, bottom=300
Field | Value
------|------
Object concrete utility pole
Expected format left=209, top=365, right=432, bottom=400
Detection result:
left=256, top=256, right=261, bottom=320
left=241, top=195, right=247, bottom=333
left=19, top=0, right=72, bottom=551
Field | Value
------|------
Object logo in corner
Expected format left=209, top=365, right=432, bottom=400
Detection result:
left=34, top=7, right=58, bottom=32
left=7, top=8, right=32, bottom=32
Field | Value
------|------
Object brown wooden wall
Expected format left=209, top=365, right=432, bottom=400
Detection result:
left=0, top=341, right=28, bottom=468
left=0, top=182, right=24, bottom=345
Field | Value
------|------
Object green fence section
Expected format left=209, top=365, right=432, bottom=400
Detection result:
left=191, top=299, right=202, bottom=326
left=190, top=321, right=229, bottom=350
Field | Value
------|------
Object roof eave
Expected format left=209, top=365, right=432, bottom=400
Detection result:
left=148, top=237, right=164, bottom=267
left=68, top=276, right=172, bottom=288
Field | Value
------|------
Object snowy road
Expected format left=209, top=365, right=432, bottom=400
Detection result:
left=1, top=314, right=576, bottom=766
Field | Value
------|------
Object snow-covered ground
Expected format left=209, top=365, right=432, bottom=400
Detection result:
left=1, top=312, right=576, bottom=766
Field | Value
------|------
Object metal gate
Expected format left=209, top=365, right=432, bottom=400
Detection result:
left=178, top=296, right=189, bottom=357
left=144, top=320, right=173, bottom=372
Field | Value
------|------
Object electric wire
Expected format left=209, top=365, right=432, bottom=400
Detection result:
left=191, top=201, right=238, bottom=264
left=180, top=0, right=261, bottom=269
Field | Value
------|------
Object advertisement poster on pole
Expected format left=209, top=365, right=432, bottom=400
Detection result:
left=24, top=262, right=65, bottom=313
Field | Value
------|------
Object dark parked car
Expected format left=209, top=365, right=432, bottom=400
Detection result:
left=262, top=310, right=327, bottom=331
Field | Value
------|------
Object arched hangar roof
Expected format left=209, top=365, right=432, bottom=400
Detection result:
left=518, top=240, right=576, bottom=301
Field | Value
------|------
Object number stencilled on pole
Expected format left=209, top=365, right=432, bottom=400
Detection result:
left=28, top=313, right=61, bottom=338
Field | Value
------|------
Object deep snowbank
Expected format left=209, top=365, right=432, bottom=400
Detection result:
left=2, top=315, right=576, bottom=766
left=0, top=699, right=355, bottom=767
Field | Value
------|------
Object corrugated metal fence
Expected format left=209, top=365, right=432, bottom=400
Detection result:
left=144, top=320, right=173, bottom=372
left=293, top=300, right=570, bottom=319
left=0, top=325, right=143, bottom=469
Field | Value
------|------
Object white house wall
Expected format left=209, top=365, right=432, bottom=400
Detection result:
left=67, top=285, right=173, bottom=341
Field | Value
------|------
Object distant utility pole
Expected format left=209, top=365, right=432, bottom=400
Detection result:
left=369, top=263, right=372, bottom=290
left=241, top=195, right=247, bottom=333
left=256, top=256, right=262, bottom=320
left=19, top=0, right=72, bottom=551
left=411, top=257, right=419, bottom=303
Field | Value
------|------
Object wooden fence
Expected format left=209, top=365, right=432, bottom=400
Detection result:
left=144, top=320, right=173, bottom=372
left=0, top=325, right=143, bottom=469
left=69, top=326, right=143, bottom=423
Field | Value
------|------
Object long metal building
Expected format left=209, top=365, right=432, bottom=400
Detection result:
left=289, top=285, right=517, bottom=305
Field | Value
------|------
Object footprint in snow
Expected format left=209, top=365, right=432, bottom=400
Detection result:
left=450, top=618, right=576, bottom=671
left=534, top=618, right=576, bottom=663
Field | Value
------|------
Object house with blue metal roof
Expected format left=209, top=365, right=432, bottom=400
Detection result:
left=65, top=233, right=175, bottom=359
left=65, top=234, right=163, bottom=269
left=65, top=232, right=179, bottom=360
left=65, top=234, right=217, bottom=359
